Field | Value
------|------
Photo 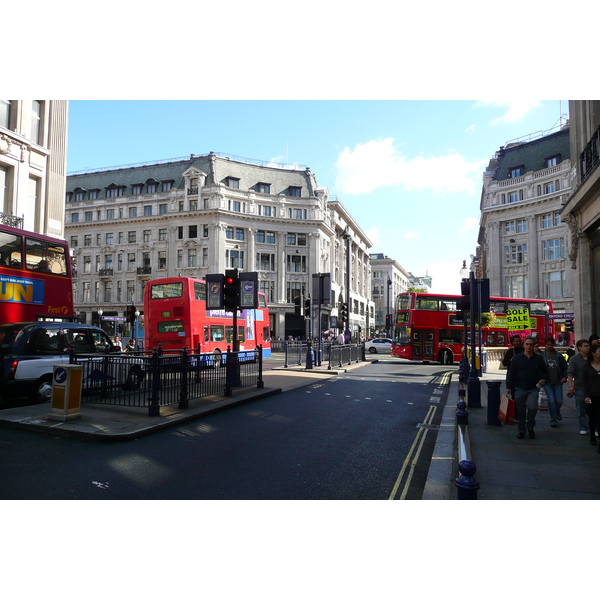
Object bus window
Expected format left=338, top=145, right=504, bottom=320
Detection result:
left=416, top=297, right=439, bottom=310
left=25, top=237, right=67, bottom=275
left=396, top=294, right=411, bottom=310
left=151, top=282, right=183, bottom=299
left=204, top=325, right=209, bottom=342
left=226, top=326, right=233, bottom=343
left=258, top=295, right=267, bottom=309
left=238, top=325, right=245, bottom=342
left=0, top=232, right=22, bottom=267
left=439, top=329, right=462, bottom=344
left=210, top=325, right=224, bottom=342
left=263, top=326, right=270, bottom=342
left=158, top=321, right=184, bottom=333
left=193, top=281, right=206, bottom=301
left=490, top=301, right=506, bottom=314
left=440, top=300, right=457, bottom=311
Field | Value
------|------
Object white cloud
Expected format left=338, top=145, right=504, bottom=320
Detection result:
left=426, top=259, right=466, bottom=295
left=475, top=100, right=543, bottom=125
left=335, top=138, right=487, bottom=195
left=465, top=124, right=476, bottom=133
left=365, top=226, right=380, bottom=245
left=459, top=217, right=479, bottom=232
left=405, top=231, right=420, bottom=239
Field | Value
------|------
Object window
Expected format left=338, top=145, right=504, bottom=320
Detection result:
left=89, top=190, right=98, bottom=200
left=226, top=249, right=243, bottom=269
left=189, top=225, right=198, bottom=238
left=505, top=243, right=528, bottom=264
left=544, top=182, right=555, bottom=194
left=127, top=281, right=135, bottom=303
left=543, top=271, right=566, bottom=298
left=128, top=253, right=135, bottom=269
left=106, top=232, right=114, bottom=245
left=258, top=183, right=271, bottom=194
left=505, top=274, right=528, bottom=298
left=256, top=252, right=275, bottom=271
left=189, top=199, right=198, bottom=211
left=286, top=281, right=305, bottom=303
left=287, top=233, right=296, bottom=245
left=159, top=203, right=167, bottom=214
left=517, top=219, right=527, bottom=233
left=84, top=234, right=92, bottom=247
left=541, top=213, right=552, bottom=228
left=287, top=254, right=306, bottom=272
left=297, top=233, right=306, bottom=245
left=104, top=281, right=112, bottom=303
left=144, top=205, right=152, bottom=216
left=161, top=181, right=173, bottom=192
left=105, top=254, right=113, bottom=270
left=178, top=226, right=183, bottom=240
left=158, top=251, right=167, bottom=269
left=546, top=156, right=559, bottom=168
left=31, top=101, right=42, bottom=145
left=118, top=254, right=123, bottom=270
left=129, top=207, right=138, bottom=218
left=132, top=184, right=143, bottom=195
left=159, top=228, right=167, bottom=241
left=106, top=209, right=115, bottom=220
left=146, top=181, right=158, bottom=194
left=228, top=177, right=240, bottom=189
left=143, top=230, right=151, bottom=242
left=85, top=211, right=93, bottom=222
left=74, top=190, right=85, bottom=202
left=505, top=221, right=515, bottom=234
left=289, top=208, right=307, bottom=219
left=262, top=205, right=272, bottom=217
left=106, top=186, right=124, bottom=198
left=266, top=231, right=275, bottom=244
left=542, top=238, right=565, bottom=260
left=70, top=236, right=78, bottom=248
left=128, top=231, right=136, bottom=243
left=226, top=227, right=234, bottom=239
left=188, top=248, right=197, bottom=267
left=260, top=281, right=274, bottom=303
left=256, top=230, right=265, bottom=243
left=231, top=201, right=241, bottom=212
left=202, top=247, right=208, bottom=267
left=117, top=281, right=122, bottom=302
left=509, top=166, right=523, bottom=178
left=83, top=256, right=91, bottom=273
left=71, top=213, right=79, bottom=223
left=118, top=232, right=124, bottom=244
left=508, top=191, right=519, bottom=203
left=554, top=211, right=561, bottom=226
left=203, top=225, right=208, bottom=237
left=289, top=186, right=301, bottom=197
left=0, top=100, right=11, bottom=129
left=235, top=228, right=244, bottom=241
left=142, top=252, right=150, bottom=268
left=82, top=282, right=90, bottom=303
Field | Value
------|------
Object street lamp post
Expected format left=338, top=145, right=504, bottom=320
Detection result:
left=459, top=261, right=470, bottom=382
left=387, top=277, right=392, bottom=337
left=467, top=269, right=482, bottom=408
left=341, top=226, right=351, bottom=343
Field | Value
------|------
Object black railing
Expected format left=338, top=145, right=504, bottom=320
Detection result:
left=580, top=125, right=600, bottom=183
left=69, top=345, right=264, bottom=416
left=0, top=212, right=24, bottom=228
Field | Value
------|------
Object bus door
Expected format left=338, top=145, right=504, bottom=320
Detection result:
left=413, top=329, right=435, bottom=360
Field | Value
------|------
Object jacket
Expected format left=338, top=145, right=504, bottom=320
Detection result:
left=581, top=361, right=600, bottom=398
left=506, top=351, right=549, bottom=392
left=541, top=350, right=568, bottom=385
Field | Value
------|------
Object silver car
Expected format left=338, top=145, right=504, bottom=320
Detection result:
left=365, top=338, right=393, bottom=354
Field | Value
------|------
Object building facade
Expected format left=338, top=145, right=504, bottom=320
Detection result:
left=561, top=101, right=600, bottom=340
left=477, top=126, right=574, bottom=338
left=65, top=152, right=374, bottom=341
left=0, top=100, right=69, bottom=237
left=369, top=253, right=409, bottom=335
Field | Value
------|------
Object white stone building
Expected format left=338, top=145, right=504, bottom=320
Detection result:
left=1, top=100, right=69, bottom=237
left=65, top=152, right=374, bottom=340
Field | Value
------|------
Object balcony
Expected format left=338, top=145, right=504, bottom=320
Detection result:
left=187, top=186, right=198, bottom=195
left=0, top=212, right=24, bottom=228
left=99, top=269, right=114, bottom=277
left=580, top=125, right=600, bottom=183
left=137, top=266, right=151, bottom=275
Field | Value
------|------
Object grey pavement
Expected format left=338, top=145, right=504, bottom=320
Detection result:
left=2, top=359, right=599, bottom=499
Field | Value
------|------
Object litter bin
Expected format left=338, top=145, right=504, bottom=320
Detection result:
left=486, top=380, right=502, bottom=426
left=48, top=364, right=83, bottom=422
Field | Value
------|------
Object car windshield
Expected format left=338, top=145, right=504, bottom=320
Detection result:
left=0, top=325, right=26, bottom=357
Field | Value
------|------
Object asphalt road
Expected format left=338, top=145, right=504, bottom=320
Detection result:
left=0, top=360, right=452, bottom=500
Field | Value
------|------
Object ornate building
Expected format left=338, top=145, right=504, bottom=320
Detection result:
left=478, top=126, right=574, bottom=337
left=369, top=253, right=409, bottom=335
left=65, top=152, right=374, bottom=340
left=0, top=100, right=69, bottom=236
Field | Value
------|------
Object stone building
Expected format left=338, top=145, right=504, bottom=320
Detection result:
left=0, top=100, right=69, bottom=236
left=369, top=253, right=409, bottom=335
left=65, top=152, right=374, bottom=340
left=477, top=126, right=574, bottom=338
left=561, top=101, right=600, bottom=340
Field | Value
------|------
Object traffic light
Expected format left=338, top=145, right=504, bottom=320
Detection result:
left=340, top=302, right=348, bottom=322
left=304, top=296, right=311, bottom=317
left=126, top=304, right=136, bottom=324
left=456, top=279, right=471, bottom=311
left=223, top=269, right=240, bottom=312
left=385, top=314, right=391, bottom=329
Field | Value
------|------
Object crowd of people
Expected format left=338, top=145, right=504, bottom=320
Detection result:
left=502, top=333, right=600, bottom=452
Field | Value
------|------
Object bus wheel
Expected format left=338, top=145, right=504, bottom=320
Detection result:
left=213, top=350, right=222, bottom=368
left=439, top=350, right=453, bottom=365
left=31, top=376, right=53, bottom=403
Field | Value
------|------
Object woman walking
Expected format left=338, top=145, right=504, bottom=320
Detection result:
left=581, top=343, right=600, bottom=452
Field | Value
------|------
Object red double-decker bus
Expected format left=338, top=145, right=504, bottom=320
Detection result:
left=143, top=276, right=272, bottom=361
left=390, top=291, right=554, bottom=364
left=0, top=223, right=73, bottom=323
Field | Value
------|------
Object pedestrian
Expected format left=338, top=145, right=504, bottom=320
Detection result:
left=533, top=342, right=541, bottom=354
left=581, top=343, right=600, bottom=452
left=503, top=335, right=524, bottom=419
left=114, top=336, right=123, bottom=351
left=337, top=332, right=345, bottom=345
left=541, top=336, right=568, bottom=427
left=506, top=335, right=549, bottom=440
left=588, top=334, right=599, bottom=345
left=567, top=339, right=591, bottom=435
left=124, top=339, right=136, bottom=352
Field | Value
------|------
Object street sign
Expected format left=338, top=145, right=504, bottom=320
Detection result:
left=548, top=313, right=575, bottom=319
left=205, top=274, right=225, bottom=310
left=101, top=316, right=126, bottom=321
left=239, top=272, right=258, bottom=309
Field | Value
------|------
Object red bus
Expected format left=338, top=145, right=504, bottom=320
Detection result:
left=143, top=276, right=272, bottom=360
left=0, top=223, right=73, bottom=323
left=390, top=291, right=554, bottom=364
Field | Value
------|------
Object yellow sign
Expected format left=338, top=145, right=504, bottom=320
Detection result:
left=507, top=308, right=531, bottom=331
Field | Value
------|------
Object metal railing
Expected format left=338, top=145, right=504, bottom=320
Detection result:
left=69, top=345, right=264, bottom=416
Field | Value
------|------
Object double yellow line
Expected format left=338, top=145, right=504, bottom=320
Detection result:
left=388, top=371, right=451, bottom=500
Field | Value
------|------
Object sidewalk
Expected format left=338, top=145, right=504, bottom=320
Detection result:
left=0, top=362, right=361, bottom=442
left=450, top=368, right=600, bottom=500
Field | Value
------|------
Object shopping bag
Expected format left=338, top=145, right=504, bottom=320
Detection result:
left=499, top=393, right=515, bottom=425
left=537, top=387, right=549, bottom=412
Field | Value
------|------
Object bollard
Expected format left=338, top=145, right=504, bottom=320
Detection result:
left=306, top=340, right=314, bottom=369
left=455, top=459, right=480, bottom=500
left=486, top=380, right=502, bottom=426
left=458, top=388, right=466, bottom=398
left=456, top=400, right=469, bottom=425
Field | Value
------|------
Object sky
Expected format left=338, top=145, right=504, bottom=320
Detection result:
left=66, top=99, right=569, bottom=293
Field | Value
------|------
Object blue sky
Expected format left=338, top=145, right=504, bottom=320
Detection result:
left=66, top=99, right=569, bottom=293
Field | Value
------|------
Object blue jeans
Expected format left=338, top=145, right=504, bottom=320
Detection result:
left=575, top=389, right=588, bottom=430
left=544, top=383, right=564, bottom=423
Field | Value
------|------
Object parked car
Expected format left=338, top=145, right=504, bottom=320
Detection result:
left=0, top=322, right=145, bottom=403
left=365, top=338, right=393, bottom=354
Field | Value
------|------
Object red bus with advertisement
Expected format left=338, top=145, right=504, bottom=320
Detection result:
left=390, top=291, right=554, bottom=364
left=143, top=276, right=272, bottom=361
left=0, top=223, right=73, bottom=323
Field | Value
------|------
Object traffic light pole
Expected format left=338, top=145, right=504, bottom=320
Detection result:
left=467, top=271, right=482, bottom=408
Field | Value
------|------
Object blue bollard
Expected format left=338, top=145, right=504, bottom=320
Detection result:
left=455, top=460, right=480, bottom=500
left=486, top=380, right=502, bottom=426
left=456, top=400, right=469, bottom=425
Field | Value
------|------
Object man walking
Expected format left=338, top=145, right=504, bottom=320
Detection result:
left=507, top=336, right=549, bottom=440
left=503, top=334, right=524, bottom=419
left=567, top=339, right=591, bottom=435
left=541, top=336, right=568, bottom=427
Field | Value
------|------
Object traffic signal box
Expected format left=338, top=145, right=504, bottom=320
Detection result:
left=340, top=302, right=348, bottom=323
left=223, top=269, right=240, bottom=313
left=126, top=304, right=137, bottom=323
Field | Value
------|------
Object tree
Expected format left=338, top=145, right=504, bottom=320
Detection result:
left=407, top=286, right=428, bottom=293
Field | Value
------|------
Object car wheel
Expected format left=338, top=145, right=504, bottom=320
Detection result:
left=369, top=347, right=377, bottom=354
left=31, top=377, right=53, bottom=403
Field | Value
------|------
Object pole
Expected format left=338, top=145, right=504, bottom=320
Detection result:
left=344, top=231, right=351, bottom=343
left=467, top=271, right=481, bottom=407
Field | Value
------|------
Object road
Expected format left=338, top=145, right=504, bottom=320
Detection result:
left=0, top=360, right=452, bottom=499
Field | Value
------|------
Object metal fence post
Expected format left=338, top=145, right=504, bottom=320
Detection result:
left=257, top=344, right=264, bottom=389
left=284, top=341, right=289, bottom=368
left=179, top=346, right=189, bottom=409
left=148, top=348, right=161, bottom=416
left=225, top=346, right=233, bottom=397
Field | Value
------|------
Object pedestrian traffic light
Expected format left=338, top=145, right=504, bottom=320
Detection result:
left=457, top=279, right=470, bottom=311
left=386, top=314, right=391, bottom=329
left=126, top=304, right=136, bottom=324
left=304, top=296, right=311, bottom=317
left=223, top=269, right=240, bottom=312
left=340, top=302, right=348, bottom=322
